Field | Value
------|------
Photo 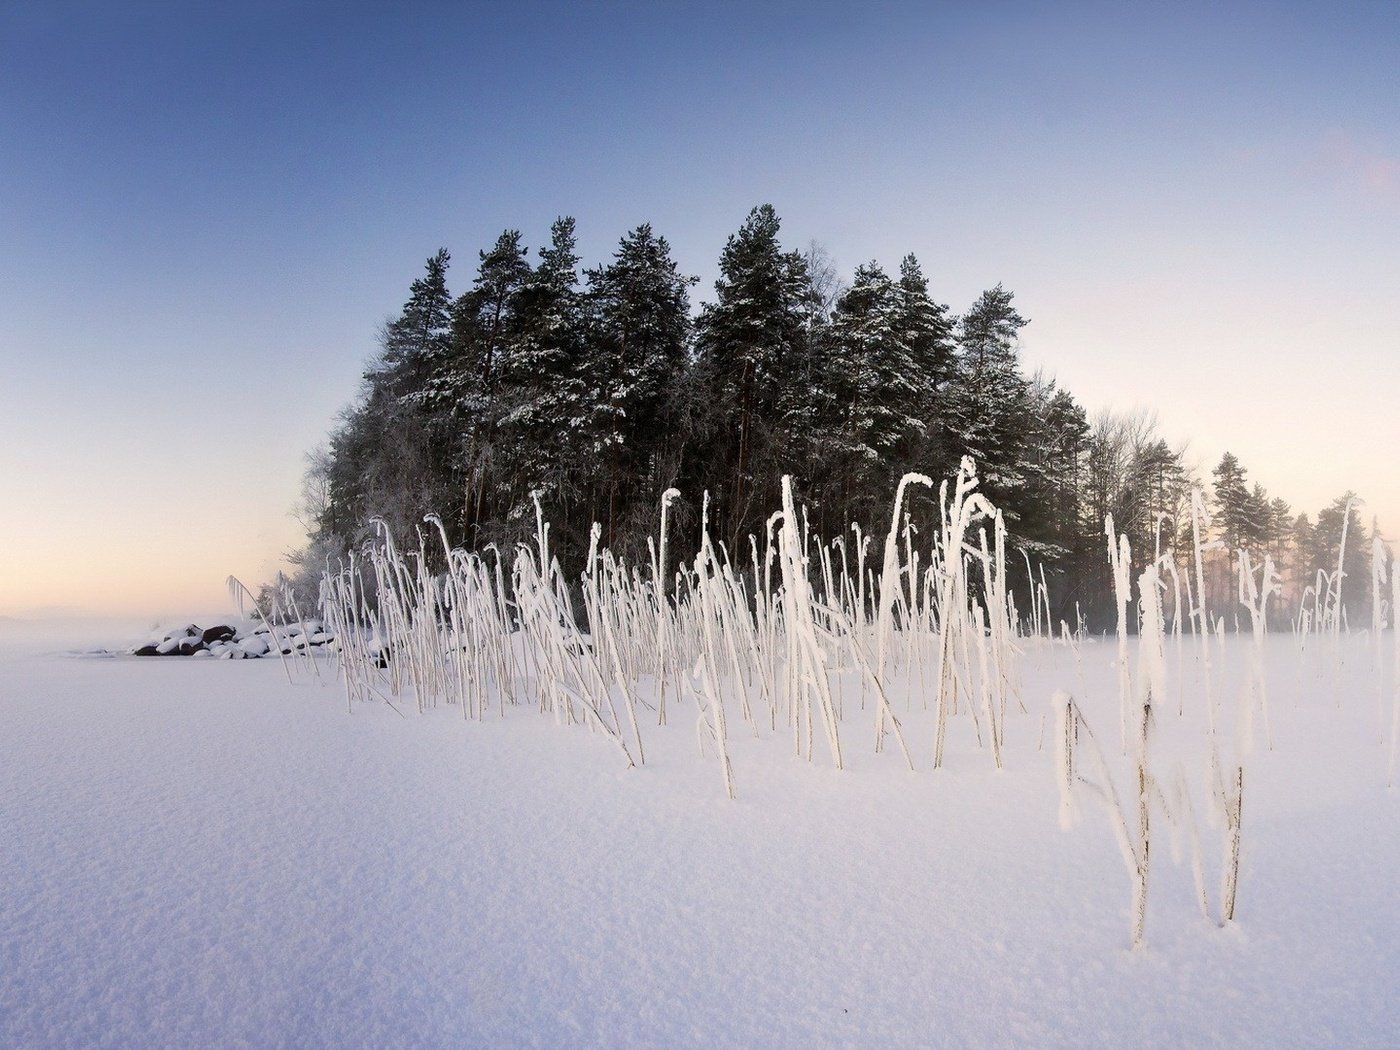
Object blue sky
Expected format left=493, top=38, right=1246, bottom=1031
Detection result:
left=2, top=1, right=1396, bottom=616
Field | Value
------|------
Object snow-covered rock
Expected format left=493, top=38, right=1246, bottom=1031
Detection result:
left=130, top=621, right=333, bottom=659
left=237, top=635, right=270, bottom=657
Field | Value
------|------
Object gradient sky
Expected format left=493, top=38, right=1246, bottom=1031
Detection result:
left=2, top=1, right=1396, bottom=618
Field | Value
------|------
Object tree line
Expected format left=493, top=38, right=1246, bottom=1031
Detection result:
left=294, top=204, right=1384, bottom=630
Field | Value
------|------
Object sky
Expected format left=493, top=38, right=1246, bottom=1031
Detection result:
left=1, top=0, right=1396, bottom=619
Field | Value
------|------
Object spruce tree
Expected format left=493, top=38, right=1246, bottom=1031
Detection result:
left=497, top=218, right=585, bottom=522
left=1211, top=453, right=1251, bottom=552
left=1290, top=512, right=1316, bottom=605
left=450, top=230, right=532, bottom=544
left=780, top=243, right=843, bottom=500
left=1021, top=375, right=1089, bottom=567
left=943, top=284, right=1032, bottom=506
left=320, top=249, right=458, bottom=550
left=582, top=223, right=693, bottom=548
left=1267, top=496, right=1293, bottom=566
left=1244, top=482, right=1273, bottom=552
left=1311, top=493, right=1371, bottom=617
left=825, top=261, right=925, bottom=524
left=893, top=253, right=955, bottom=461
left=375, top=248, right=454, bottom=407
left=692, top=204, right=814, bottom=544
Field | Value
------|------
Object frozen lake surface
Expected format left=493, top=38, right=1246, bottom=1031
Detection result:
left=1, top=627, right=1397, bottom=1047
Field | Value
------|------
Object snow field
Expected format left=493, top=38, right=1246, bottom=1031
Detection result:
left=1, top=632, right=1397, bottom=1048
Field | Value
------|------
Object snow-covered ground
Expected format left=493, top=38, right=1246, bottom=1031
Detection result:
left=1, top=627, right=1397, bottom=1048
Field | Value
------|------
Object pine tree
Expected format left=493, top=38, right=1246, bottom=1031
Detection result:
left=496, top=218, right=585, bottom=521
left=692, top=204, right=814, bottom=543
left=1267, top=496, right=1293, bottom=566
left=943, top=284, right=1032, bottom=506
left=1311, top=493, right=1371, bottom=618
left=1013, top=374, right=1090, bottom=621
left=1131, top=438, right=1189, bottom=558
left=1211, top=453, right=1251, bottom=552
left=303, top=207, right=1353, bottom=633
left=1285, top=511, right=1316, bottom=608
left=1243, top=482, right=1273, bottom=553
left=320, top=249, right=457, bottom=550
left=824, top=261, right=927, bottom=524
left=781, top=242, right=843, bottom=499
left=894, top=253, right=955, bottom=454
left=375, top=248, right=454, bottom=407
left=450, top=230, right=533, bottom=544
left=582, top=223, right=694, bottom=548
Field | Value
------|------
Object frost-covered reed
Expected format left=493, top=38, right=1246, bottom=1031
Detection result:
left=1054, top=552, right=1250, bottom=949
left=317, top=460, right=1036, bottom=796
left=308, top=458, right=1383, bottom=948
left=1387, top=544, right=1400, bottom=788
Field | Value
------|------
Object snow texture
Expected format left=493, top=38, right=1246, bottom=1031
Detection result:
left=1, top=629, right=1398, bottom=1047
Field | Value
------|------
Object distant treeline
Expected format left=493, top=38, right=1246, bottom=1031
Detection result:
left=294, top=205, right=1382, bottom=630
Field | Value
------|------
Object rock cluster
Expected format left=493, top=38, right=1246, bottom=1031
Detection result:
left=131, top=621, right=334, bottom=659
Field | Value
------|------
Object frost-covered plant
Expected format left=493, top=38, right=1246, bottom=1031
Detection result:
left=314, top=461, right=1049, bottom=796
left=929, top=457, right=1003, bottom=769
left=688, top=527, right=736, bottom=798
left=1053, top=690, right=1153, bottom=949
left=777, top=476, right=843, bottom=771
left=1389, top=555, right=1400, bottom=788
left=875, top=473, right=933, bottom=675
left=1372, top=530, right=1388, bottom=741
left=1216, top=757, right=1245, bottom=923
left=1054, top=552, right=1249, bottom=947
left=1331, top=496, right=1356, bottom=642
left=1189, top=489, right=1218, bottom=737
left=653, top=488, right=681, bottom=727
left=1236, top=550, right=1276, bottom=753
left=1105, top=514, right=1133, bottom=751
left=227, top=574, right=295, bottom=684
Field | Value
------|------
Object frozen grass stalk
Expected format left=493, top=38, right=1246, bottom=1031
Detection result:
left=1389, top=558, right=1400, bottom=788
left=1220, top=763, right=1244, bottom=924
left=227, top=575, right=295, bottom=684
left=1105, top=515, right=1132, bottom=752
left=1372, top=530, right=1386, bottom=741
left=1236, top=550, right=1275, bottom=753
left=875, top=473, right=932, bottom=741
left=1053, top=694, right=1153, bottom=950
